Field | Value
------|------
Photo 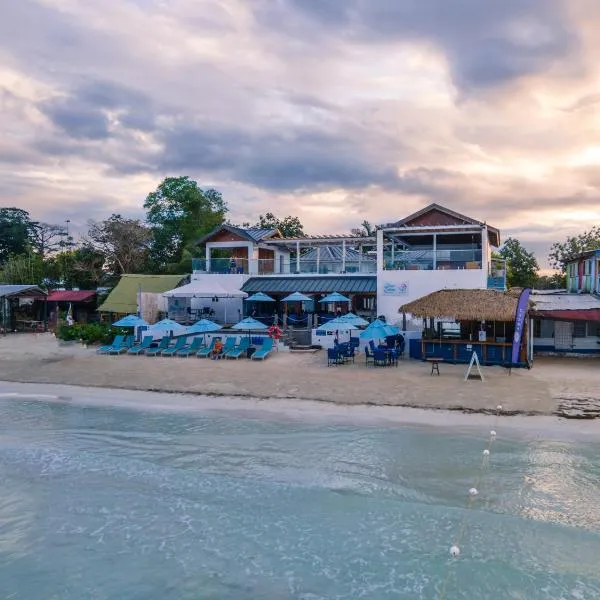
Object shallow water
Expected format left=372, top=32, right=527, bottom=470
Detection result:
left=1, top=395, right=600, bottom=599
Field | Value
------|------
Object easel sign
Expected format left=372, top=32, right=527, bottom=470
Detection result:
left=464, top=351, right=484, bottom=381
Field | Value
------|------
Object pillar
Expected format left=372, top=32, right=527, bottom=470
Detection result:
left=432, top=233, right=437, bottom=270
left=296, top=241, right=300, bottom=273
left=205, top=245, right=211, bottom=272
left=376, top=229, right=384, bottom=272
left=342, top=239, right=346, bottom=273
left=316, top=245, right=321, bottom=274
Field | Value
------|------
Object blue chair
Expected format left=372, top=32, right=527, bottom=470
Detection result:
left=373, top=348, right=389, bottom=367
left=365, top=346, right=375, bottom=366
left=327, top=347, right=343, bottom=366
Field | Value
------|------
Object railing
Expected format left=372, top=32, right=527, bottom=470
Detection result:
left=383, top=249, right=483, bottom=271
left=487, top=258, right=507, bottom=290
left=193, top=258, right=377, bottom=275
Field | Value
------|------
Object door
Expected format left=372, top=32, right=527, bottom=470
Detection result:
left=554, top=321, right=573, bottom=351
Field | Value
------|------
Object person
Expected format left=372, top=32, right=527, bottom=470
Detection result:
left=210, top=337, right=224, bottom=359
left=230, top=258, right=237, bottom=274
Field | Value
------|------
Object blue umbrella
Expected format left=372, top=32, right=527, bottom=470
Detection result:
left=113, top=314, right=148, bottom=327
left=319, top=292, right=350, bottom=303
left=231, top=317, right=269, bottom=331
left=246, top=292, right=275, bottom=302
left=187, top=318, right=221, bottom=344
left=339, top=312, right=369, bottom=327
left=148, top=318, right=186, bottom=337
left=282, top=292, right=311, bottom=302
left=359, top=319, right=400, bottom=340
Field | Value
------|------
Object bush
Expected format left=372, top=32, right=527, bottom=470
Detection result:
left=56, top=323, right=127, bottom=345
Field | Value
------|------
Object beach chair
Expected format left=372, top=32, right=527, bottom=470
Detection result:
left=97, top=335, right=124, bottom=354
left=160, top=336, right=189, bottom=357
left=108, top=335, right=135, bottom=355
left=197, top=338, right=217, bottom=358
left=327, top=347, right=343, bottom=366
left=218, top=337, right=237, bottom=358
left=226, top=337, right=250, bottom=359
left=373, top=348, right=389, bottom=367
left=145, top=336, right=171, bottom=357
left=365, top=346, right=375, bottom=366
left=127, top=335, right=154, bottom=355
left=177, top=337, right=205, bottom=357
left=251, top=337, right=274, bottom=360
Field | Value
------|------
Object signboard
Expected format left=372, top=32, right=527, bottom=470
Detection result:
left=478, top=330, right=487, bottom=342
left=383, top=281, right=409, bottom=296
left=511, top=288, right=531, bottom=364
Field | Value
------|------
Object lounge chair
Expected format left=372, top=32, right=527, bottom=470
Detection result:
left=177, top=337, right=205, bottom=357
left=226, top=337, right=250, bottom=359
left=108, top=335, right=135, bottom=355
left=160, top=336, right=189, bottom=357
left=97, top=334, right=124, bottom=354
left=145, top=336, right=171, bottom=357
left=219, top=337, right=237, bottom=358
left=251, top=337, right=274, bottom=360
left=127, top=335, right=154, bottom=355
left=197, top=338, right=217, bottom=358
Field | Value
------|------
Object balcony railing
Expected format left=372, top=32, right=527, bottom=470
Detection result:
left=383, top=249, right=483, bottom=271
left=193, top=258, right=377, bottom=275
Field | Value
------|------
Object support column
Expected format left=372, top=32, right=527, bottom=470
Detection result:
left=358, top=245, right=363, bottom=272
left=296, top=241, right=300, bottom=274
left=205, top=245, right=211, bottom=272
left=376, top=229, right=384, bottom=272
left=432, top=233, right=437, bottom=270
left=342, top=240, right=346, bottom=273
left=316, top=246, right=321, bottom=274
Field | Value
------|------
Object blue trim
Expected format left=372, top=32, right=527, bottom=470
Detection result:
left=534, top=345, right=600, bottom=355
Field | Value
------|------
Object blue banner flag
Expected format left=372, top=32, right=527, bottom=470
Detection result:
left=511, top=288, right=531, bottom=364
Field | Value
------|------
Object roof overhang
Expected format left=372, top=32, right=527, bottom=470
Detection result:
left=534, top=309, right=600, bottom=321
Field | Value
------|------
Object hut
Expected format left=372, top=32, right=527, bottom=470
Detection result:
left=399, top=288, right=532, bottom=365
left=0, top=285, right=47, bottom=332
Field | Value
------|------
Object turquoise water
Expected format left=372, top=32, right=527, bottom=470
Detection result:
left=1, top=397, right=600, bottom=599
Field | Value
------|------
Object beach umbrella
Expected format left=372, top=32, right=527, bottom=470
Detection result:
left=187, top=318, right=221, bottom=344
left=338, top=312, right=369, bottom=327
left=148, top=318, right=186, bottom=338
left=246, top=292, right=275, bottom=302
left=282, top=292, right=312, bottom=302
left=319, top=292, right=350, bottom=303
left=113, top=314, right=148, bottom=327
left=231, top=316, right=269, bottom=343
left=359, top=319, right=400, bottom=340
left=319, top=316, right=358, bottom=341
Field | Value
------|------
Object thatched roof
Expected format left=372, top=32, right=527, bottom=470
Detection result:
left=399, top=288, right=528, bottom=322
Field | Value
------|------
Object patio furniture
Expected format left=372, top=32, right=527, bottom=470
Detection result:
left=251, top=337, right=274, bottom=360
left=327, top=347, right=344, bottom=366
left=219, top=337, right=237, bottom=358
left=373, top=348, right=390, bottom=367
left=127, top=335, right=154, bottom=355
left=226, top=337, right=250, bottom=359
left=197, top=338, right=217, bottom=358
left=97, top=334, right=125, bottom=354
left=145, top=336, right=171, bottom=357
left=108, top=335, right=135, bottom=355
left=160, top=336, right=189, bottom=357
left=364, top=346, right=375, bottom=366
left=426, top=357, right=443, bottom=375
left=177, top=337, right=205, bottom=357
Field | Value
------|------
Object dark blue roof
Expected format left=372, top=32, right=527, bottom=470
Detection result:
left=242, top=276, right=376, bottom=294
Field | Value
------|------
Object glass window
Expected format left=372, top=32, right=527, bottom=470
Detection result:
left=573, top=321, right=587, bottom=338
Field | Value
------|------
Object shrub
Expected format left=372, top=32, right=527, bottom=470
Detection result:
left=56, top=323, right=128, bottom=345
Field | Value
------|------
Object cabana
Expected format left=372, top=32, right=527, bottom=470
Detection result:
left=400, top=288, right=532, bottom=365
left=0, top=285, right=47, bottom=332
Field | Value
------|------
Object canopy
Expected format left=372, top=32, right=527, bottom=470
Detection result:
left=360, top=319, right=400, bottom=340
left=319, top=292, right=350, bottom=303
left=231, top=317, right=269, bottom=331
left=187, top=319, right=222, bottom=333
left=338, top=312, right=369, bottom=327
left=147, top=318, right=186, bottom=336
left=319, top=317, right=358, bottom=332
left=282, top=292, right=311, bottom=302
left=163, top=279, right=247, bottom=299
left=112, top=314, right=148, bottom=327
left=246, top=292, right=275, bottom=302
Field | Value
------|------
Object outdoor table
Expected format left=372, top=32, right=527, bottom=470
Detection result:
left=426, top=357, right=443, bottom=375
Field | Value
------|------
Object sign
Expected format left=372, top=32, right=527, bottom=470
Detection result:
left=464, top=351, right=484, bottom=381
left=478, top=330, right=487, bottom=342
left=511, top=288, right=531, bottom=365
left=383, top=281, right=409, bottom=296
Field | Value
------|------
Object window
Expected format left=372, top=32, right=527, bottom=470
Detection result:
left=573, top=321, right=587, bottom=338
left=534, top=319, right=554, bottom=338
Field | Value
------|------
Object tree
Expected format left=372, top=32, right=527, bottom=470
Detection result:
left=144, top=177, right=228, bottom=268
left=86, top=214, right=151, bottom=275
left=0, top=207, right=35, bottom=264
left=45, top=246, right=107, bottom=289
left=499, top=237, right=539, bottom=288
left=31, top=222, right=67, bottom=259
left=350, top=220, right=375, bottom=237
left=548, top=226, right=600, bottom=273
left=255, top=212, right=304, bottom=237
left=535, top=273, right=566, bottom=290
left=0, top=252, right=45, bottom=285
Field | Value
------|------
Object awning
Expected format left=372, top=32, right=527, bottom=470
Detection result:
left=47, top=290, right=96, bottom=302
left=242, top=276, right=376, bottom=295
left=534, top=309, right=600, bottom=321
left=0, top=285, right=46, bottom=298
left=163, top=279, right=247, bottom=298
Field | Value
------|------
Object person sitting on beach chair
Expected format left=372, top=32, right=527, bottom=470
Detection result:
left=210, top=338, right=224, bottom=360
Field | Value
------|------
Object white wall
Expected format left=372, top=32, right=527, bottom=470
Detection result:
left=377, top=269, right=488, bottom=325
left=190, top=273, right=249, bottom=289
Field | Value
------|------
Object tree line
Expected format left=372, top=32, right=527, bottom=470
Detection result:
left=0, top=176, right=597, bottom=290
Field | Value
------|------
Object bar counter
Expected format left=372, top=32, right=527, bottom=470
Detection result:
left=409, top=338, right=514, bottom=365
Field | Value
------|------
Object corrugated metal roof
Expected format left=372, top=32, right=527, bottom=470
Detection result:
left=242, top=276, right=376, bottom=294
left=47, top=290, right=96, bottom=302
left=196, top=225, right=279, bottom=245
left=531, top=292, right=600, bottom=312
left=300, top=246, right=376, bottom=262
left=0, top=284, right=45, bottom=298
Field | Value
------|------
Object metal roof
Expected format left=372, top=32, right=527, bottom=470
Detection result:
left=531, top=292, right=600, bottom=312
left=47, top=290, right=96, bottom=302
left=0, top=284, right=46, bottom=298
left=242, top=276, right=376, bottom=294
left=195, top=224, right=279, bottom=245
left=299, top=246, right=376, bottom=262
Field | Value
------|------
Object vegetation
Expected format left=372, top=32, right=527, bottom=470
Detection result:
left=254, top=212, right=305, bottom=238
left=498, top=237, right=539, bottom=289
left=56, top=322, right=124, bottom=345
left=548, top=226, right=600, bottom=273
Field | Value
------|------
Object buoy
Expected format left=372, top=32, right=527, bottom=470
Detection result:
left=483, top=449, right=490, bottom=456
left=469, top=487, right=478, bottom=496
left=490, top=430, right=497, bottom=437
left=450, top=545, right=460, bottom=557
left=496, top=404, right=503, bottom=411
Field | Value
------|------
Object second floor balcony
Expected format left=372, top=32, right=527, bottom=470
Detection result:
left=383, top=248, right=484, bottom=271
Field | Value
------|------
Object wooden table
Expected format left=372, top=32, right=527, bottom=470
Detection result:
left=426, top=357, right=443, bottom=375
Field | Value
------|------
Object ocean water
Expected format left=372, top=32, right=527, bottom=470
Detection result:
left=1, top=394, right=600, bottom=600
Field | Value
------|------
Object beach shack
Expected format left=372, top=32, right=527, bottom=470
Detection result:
left=0, top=284, right=47, bottom=332
left=399, top=288, right=533, bottom=366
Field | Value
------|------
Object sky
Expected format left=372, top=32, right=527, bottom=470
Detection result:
left=1, top=0, right=599, bottom=269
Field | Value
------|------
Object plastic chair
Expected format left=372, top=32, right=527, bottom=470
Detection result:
left=127, top=335, right=153, bottom=355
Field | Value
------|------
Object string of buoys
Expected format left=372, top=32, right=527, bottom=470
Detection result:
left=436, top=405, right=503, bottom=600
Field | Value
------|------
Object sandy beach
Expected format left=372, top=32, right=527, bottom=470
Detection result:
left=1, top=333, right=599, bottom=418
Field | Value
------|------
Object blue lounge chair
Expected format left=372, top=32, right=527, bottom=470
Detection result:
left=127, top=335, right=154, bottom=355
left=145, top=336, right=171, bottom=357
left=108, top=335, right=135, bottom=355
left=251, top=337, right=274, bottom=360
left=218, top=337, right=237, bottom=358
left=197, top=338, right=217, bottom=358
left=177, top=337, right=205, bottom=357
left=161, top=336, right=189, bottom=357
left=97, top=335, right=124, bottom=354
left=226, top=337, right=250, bottom=359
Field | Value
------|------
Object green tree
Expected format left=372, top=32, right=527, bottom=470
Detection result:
left=45, top=246, right=107, bottom=289
left=0, top=252, right=45, bottom=284
left=350, top=220, right=375, bottom=237
left=144, top=177, right=227, bottom=268
left=0, top=207, right=35, bottom=264
left=548, top=226, right=600, bottom=273
left=255, top=212, right=304, bottom=237
left=499, top=237, right=539, bottom=288
left=86, top=214, right=151, bottom=276
left=31, top=222, right=67, bottom=259
left=535, top=273, right=566, bottom=290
